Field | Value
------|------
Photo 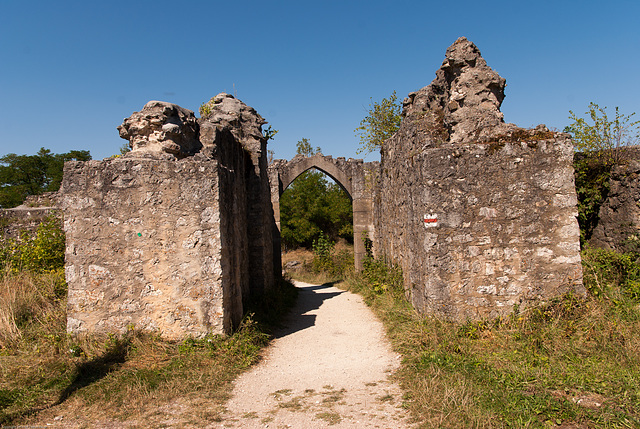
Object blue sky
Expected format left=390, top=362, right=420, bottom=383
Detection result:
left=1, top=0, right=638, bottom=162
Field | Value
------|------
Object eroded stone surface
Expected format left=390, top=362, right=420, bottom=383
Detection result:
left=590, top=158, right=640, bottom=251
left=402, top=36, right=519, bottom=146
left=118, top=101, right=201, bottom=158
left=199, top=93, right=266, bottom=164
left=374, top=38, right=584, bottom=320
left=63, top=158, right=227, bottom=339
left=65, top=95, right=276, bottom=339
left=199, top=94, right=277, bottom=294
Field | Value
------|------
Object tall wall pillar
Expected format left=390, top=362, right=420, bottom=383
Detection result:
left=353, top=197, right=372, bottom=272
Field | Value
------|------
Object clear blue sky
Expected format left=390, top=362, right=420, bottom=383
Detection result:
left=1, top=0, right=638, bottom=162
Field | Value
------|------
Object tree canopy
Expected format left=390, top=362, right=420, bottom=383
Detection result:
left=0, top=148, right=91, bottom=208
left=355, top=91, right=402, bottom=155
left=296, top=137, right=320, bottom=157
left=566, top=102, right=640, bottom=165
left=279, top=139, right=352, bottom=249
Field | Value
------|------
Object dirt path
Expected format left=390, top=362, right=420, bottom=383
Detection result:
left=218, top=280, right=411, bottom=428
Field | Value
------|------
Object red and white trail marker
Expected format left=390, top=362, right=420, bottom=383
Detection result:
left=423, top=214, right=438, bottom=228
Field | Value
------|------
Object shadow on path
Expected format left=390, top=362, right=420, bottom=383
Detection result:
left=275, top=282, right=344, bottom=338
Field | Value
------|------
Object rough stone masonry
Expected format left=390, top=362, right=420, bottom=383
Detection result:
left=63, top=95, right=276, bottom=340
left=62, top=37, right=586, bottom=339
left=373, top=37, right=585, bottom=320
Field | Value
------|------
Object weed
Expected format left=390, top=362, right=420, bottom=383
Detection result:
left=278, top=396, right=304, bottom=411
left=199, top=101, right=212, bottom=117
left=283, top=243, right=354, bottom=284
left=272, top=388, right=292, bottom=400
left=377, top=393, right=394, bottom=402
left=340, top=251, right=640, bottom=428
left=321, top=388, right=345, bottom=404
left=0, top=215, right=65, bottom=273
left=315, top=411, right=341, bottom=425
left=310, top=233, right=354, bottom=279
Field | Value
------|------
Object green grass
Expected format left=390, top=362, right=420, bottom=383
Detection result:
left=0, top=269, right=297, bottom=427
left=0, top=216, right=299, bottom=427
left=341, top=251, right=640, bottom=428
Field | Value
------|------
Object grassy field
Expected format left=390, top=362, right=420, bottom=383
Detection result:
left=327, top=250, right=640, bottom=428
left=0, top=267, right=297, bottom=427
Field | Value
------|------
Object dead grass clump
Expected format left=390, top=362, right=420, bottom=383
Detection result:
left=282, top=242, right=354, bottom=285
left=0, top=268, right=66, bottom=349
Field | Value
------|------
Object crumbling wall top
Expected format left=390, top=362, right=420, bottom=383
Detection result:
left=199, top=93, right=267, bottom=160
left=403, top=37, right=522, bottom=144
left=117, top=101, right=201, bottom=159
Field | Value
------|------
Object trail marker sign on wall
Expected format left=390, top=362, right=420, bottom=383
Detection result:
left=424, top=214, right=438, bottom=228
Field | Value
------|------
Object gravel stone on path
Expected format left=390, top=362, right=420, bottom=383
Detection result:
left=219, top=280, right=412, bottom=428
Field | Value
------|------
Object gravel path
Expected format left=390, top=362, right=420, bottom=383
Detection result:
left=219, top=280, right=411, bottom=428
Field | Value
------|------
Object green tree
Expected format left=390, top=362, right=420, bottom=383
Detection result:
left=355, top=91, right=402, bottom=155
left=566, top=104, right=640, bottom=243
left=0, top=148, right=91, bottom=208
left=296, top=137, right=320, bottom=157
left=279, top=139, right=352, bottom=249
left=566, top=102, right=640, bottom=165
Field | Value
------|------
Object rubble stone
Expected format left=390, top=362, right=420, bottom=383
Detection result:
left=117, top=101, right=201, bottom=159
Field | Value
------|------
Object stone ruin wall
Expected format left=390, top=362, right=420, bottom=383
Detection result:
left=63, top=95, right=276, bottom=340
left=59, top=37, right=598, bottom=337
left=589, top=151, right=640, bottom=252
left=372, top=37, right=585, bottom=320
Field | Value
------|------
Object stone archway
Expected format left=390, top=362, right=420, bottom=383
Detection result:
left=269, top=154, right=377, bottom=272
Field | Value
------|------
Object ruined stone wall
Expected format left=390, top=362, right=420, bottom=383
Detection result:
left=63, top=158, right=234, bottom=339
left=374, top=138, right=584, bottom=320
left=215, top=129, right=251, bottom=314
left=590, top=158, right=640, bottom=251
left=63, top=94, right=275, bottom=339
left=199, top=94, right=276, bottom=294
left=373, top=37, right=584, bottom=320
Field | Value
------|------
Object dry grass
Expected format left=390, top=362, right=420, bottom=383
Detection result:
left=0, top=268, right=66, bottom=349
left=282, top=241, right=354, bottom=284
left=0, top=269, right=297, bottom=428
left=343, top=253, right=640, bottom=428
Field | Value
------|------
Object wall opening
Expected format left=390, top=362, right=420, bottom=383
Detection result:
left=278, top=167, right=354, bottom=271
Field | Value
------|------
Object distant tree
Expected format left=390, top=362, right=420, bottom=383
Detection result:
left=296, top=137, right=320, bottom=157
left=279, top=139, right=352, bottom=249
left=0, top=148, right=91, bottom=208
left=566, top=103, right=640, bottom=243
left=566, top=102, right=640, bottom=165
left=355, top=91, right=402, bottom=155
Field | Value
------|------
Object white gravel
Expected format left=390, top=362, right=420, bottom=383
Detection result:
left=219, top=280, right=412, bottom=428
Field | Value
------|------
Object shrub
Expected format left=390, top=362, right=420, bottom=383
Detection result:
left=0, top=215, right=65, bottom=273
left=310, top=233, right=353, bottom=279
left=581, top=246, right=640, bottom=301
